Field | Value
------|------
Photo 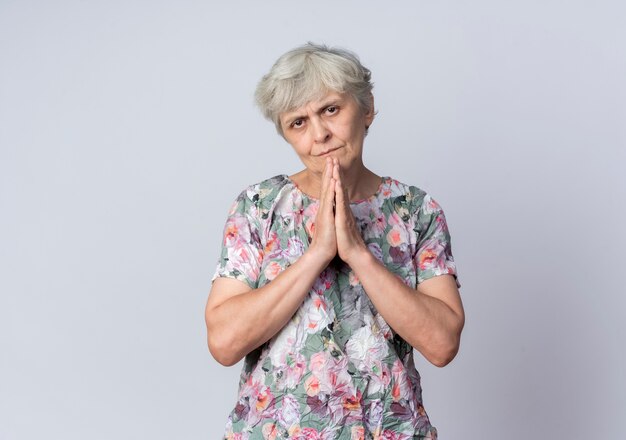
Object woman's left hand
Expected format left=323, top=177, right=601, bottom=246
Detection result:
left=332, top=158, right=369, bottom=265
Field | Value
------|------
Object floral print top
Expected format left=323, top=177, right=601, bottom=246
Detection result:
left=211, top=174, right=460, bottom=440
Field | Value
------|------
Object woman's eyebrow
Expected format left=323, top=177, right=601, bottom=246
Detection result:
left=282, top=98, right=344, bottom=126
left=282, top=113, right=307, bottom=126
left=317, top=98, right=342, bottom=110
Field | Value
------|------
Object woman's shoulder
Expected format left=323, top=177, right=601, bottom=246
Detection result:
left=382, top=176, right=433, bottom=214
left=381, top=176, right=452, bottom=228
left=229, top=174, right=292, bottom=217
left=237, top=174, right=291, bottom=201
left=384, top=176, right=427, bottom=197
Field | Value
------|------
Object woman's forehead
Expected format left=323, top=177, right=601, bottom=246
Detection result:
left=282, top=91, right=348, bottom=117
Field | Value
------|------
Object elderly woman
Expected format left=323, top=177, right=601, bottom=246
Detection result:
left=205, top=43, right=464, bottom=439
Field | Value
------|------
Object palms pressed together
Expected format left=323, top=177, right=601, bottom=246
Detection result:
left=310, top=157, right=368, bottom=267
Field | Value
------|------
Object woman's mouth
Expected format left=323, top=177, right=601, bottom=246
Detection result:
left=318, top=147, right=340, bottom=156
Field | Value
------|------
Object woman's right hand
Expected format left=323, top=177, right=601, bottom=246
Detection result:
left=308, top=157, right=337, bottom=265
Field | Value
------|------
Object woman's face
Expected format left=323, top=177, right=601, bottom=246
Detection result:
left=279, top=90, right=374, bottom=175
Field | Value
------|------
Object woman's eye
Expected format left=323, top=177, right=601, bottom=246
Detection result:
left=326, top=106, right=337, bottom=114
left=292, top=119, right=304, bottom=128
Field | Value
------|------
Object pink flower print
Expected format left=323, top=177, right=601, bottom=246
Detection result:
left=373, top=313, right=393, bottom=341
left=366, top=361, right=390, bottom=395
left=293, top=205, right=305, bottom=229
left=227, top=244, right=260, bottom=282
left=310, top=351, right=351, bottom=396
left=351, top=426, right=365, bottom=440
left=386, top=225, right=408, bottom=248
left=326, top=394, right=346, bottom=426
left=255, top=386, right=274, bottom=413
left=326, top=359, right=356, bottom=396
left=241, top=379, right=275, bottom=427
left=435, top=212, right=448, bottom=229
left=422, top=194, right=440, bottom=215
left=351, top=203, right=371, bottom=219
left=305, top=219, right=316, bottom=240
left=345, top=318, right=389, bottom=374
left=387, top=211, right=404, bottom=228
left=224, top=215, right=251, bottom=247
left=370, top=363, right=392, bottom=396
left=305, top=394, right=329, bottom=418
left=367, top=242, right=384, bottom=262
left=342, top=390, right=362, bottom=413
left=315, top=268, right=336, bottom=293
left=284, top=236, right=305, bottom=261
left=304, top=202, right=319, bottom=238
left=303, top=295, right=332, bottom=333
left=309, top=351, right=328, bottom=374
left=391, top=384, right=402, bottom=403
left=288, top=426, right=303, bottom=438
left=381, top=178, right=392, bottom=197
left=264, top=261, right=282, bottom=281
left=264, top=230, right=280, bottom=255
left=284, top=351, right=306, bottom=389
left=381, top=363, right=392, bottom=386
left=342, top=389, right=363, bottom=425
left=224, top=420, right=239, bottom=440
left=365, top=399, right=384, bottom=433
left=390, top=399, right=413, bottom=421
left=233, top=399, right=250, bottom=421
left=364, top=211, right=386, bottom=239
left=417, top=241, right=446, bottom=272
left=391, top=359, right=412, bottom=403
left=300, top=427, right=321, bottom=440
left=262, top=423, right=279, bottom=440
left=303, top=201, right=319, bottom=218
left=348, top=270, right=360, bottom=286
left=304, top=375, right=320, bottom=396
left=277, top=394, right=301, bottom=429
left=380, top=430, right=412, bottom=440
left=417, top=248, right=434, bottom=268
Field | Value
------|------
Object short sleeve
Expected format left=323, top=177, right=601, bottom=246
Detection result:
left=210, top=188, right=264, bottom=289
left=413, top=193, right=461, bottom=289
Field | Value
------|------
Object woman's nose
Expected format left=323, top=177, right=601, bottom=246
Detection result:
left=311, top=118, right=331, bottom=143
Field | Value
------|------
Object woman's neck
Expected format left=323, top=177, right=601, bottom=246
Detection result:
left=290, top=162, right=381, bottom=202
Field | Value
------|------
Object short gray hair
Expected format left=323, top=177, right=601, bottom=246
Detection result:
left=254, top=42, right=375, bottom=135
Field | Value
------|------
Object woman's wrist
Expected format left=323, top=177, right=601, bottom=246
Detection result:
left=305, top=243, right=336, bottom=268
left=342, top=243, right=374, bottom=269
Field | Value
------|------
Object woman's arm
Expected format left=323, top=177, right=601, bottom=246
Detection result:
left=205, top=248, right=330, bottom=366
left=346, top=251, right=464, bottom=367
left=206, top=158, right=338, bottom=366
left=331, top=159, right=464, bottom=367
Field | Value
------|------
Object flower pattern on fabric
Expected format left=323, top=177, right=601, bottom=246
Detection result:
left=211, top=175, right=460, bottom=439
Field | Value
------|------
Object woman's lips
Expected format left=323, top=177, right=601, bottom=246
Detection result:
left=318, top=147, right=340, bottom=156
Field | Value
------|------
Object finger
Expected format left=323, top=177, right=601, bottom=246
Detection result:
left=328, top=177, right=336, bottom=211
left=335, top=160, right=350, bottom=204
left=319, top=157, right=332, bottom=207
left=334, top=167, right=346, bottom=213
left=333, top=160, right=346, bottom=205
left=332, top=158, right=339, bottom=181
left=324, top=163, right=338, bottom=217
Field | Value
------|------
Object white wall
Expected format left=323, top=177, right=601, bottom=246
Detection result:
left=1, top=1, right=624, bottom=438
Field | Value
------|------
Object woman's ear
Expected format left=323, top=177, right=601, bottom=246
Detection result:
left=365, top=93, right=375, bottom=125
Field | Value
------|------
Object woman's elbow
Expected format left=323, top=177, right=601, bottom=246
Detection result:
left=207, top=338, right=242, bottom=367
left=425, top=323, right=464, bottom=367
left=428, top=341, right=460, bottom=368
left=206, top=329, right=243, bottom=366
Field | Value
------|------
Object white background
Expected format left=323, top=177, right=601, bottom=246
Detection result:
left=1, top=1, right=624, bottom=439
